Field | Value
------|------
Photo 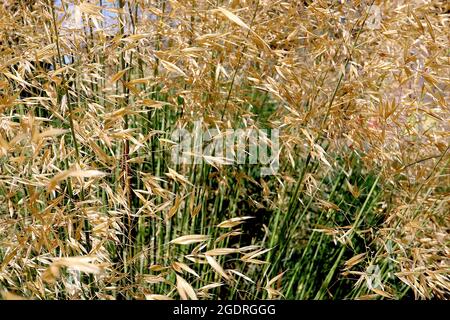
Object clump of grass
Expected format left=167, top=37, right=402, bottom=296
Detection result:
left=0, top=0, right=448, bottom=300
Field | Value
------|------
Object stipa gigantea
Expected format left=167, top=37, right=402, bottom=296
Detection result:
left=0, top=0, right=448, bottom=300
